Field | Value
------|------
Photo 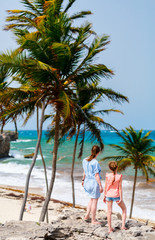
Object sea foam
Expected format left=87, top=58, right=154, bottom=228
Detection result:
left=16, top=139, right=33, bottom=143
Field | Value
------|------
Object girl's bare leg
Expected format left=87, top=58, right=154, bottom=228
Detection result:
left=107, top=201, right=114, bottom=233
left=91, top=198, right=100, bottom=224
left=117, top=200, right=127, bottom=229
left=84, top=199, right=93, bottom=220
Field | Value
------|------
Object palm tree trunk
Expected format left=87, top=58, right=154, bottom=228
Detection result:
left=39, top=109, right=60, bottom=222
left=37, top=106, right=49, bottom=223
left=19, top=101, right=46, bottom=221
left=14, top=119, right=18, bottom=135
left=71, top=124, right=80, bottom=207
left=129, top=167, right=137, bottom=218
left=1, top=119, right=5, bottom=134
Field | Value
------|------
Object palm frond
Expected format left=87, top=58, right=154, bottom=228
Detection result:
left=100, top=155, right=126, bottom=162
left=21, top=0, right=41, bottom=15
left=117, top=159, right=132, bottom=172
left=141, top=165, right=149, bottom=182
left=64, top=0, right=76, bottom=13
left=69, top=11, right=92, bottom=20
left=93, top=109, right=124, bottom=115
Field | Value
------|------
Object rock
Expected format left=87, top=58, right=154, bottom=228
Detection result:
left=126, top=219, right=143, bottom=228
left=93, top=226, right=109, bottom=238
left=116, top=212, right=122, bottom=220
left=113, top=220, right=122, bottom=229
left=24, top=153, right=34, bottom=158
left=139, top=225, right=154, bottom=232
left=143, top=232, right=155, bottom=240
left=4, top=131, right=18, bottom=141
left=109, top=231, right=126, bottom=240
left=0, top=134, right=10, bottom=158
left=0, top=131, right=18, bottom=158
left=133, top=231, right=143, bottom=237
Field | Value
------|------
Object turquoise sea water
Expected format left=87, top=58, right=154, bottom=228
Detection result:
left=9, top=130, right=155, bottom=175
left=0, top=130, right=155, bottom=220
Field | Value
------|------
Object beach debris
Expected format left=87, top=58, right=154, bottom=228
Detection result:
left=31, top=196, right=45, bottom=202
left=6, top=192, right=23, bottom=199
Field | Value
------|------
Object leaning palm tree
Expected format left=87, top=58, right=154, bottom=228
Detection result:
left=23, top=103, right=49, bottom=222
left=101, top=126, right=155, bottom=218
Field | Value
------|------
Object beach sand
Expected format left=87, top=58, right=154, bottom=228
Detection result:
left=0, top=185, right=155, bottom=240
left=0, top=185, right=73, bottom=223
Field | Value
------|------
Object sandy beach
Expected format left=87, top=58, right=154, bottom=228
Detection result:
left=0, top=185, right=70, bottom=223
left=0, top=185, right=155, bottom=240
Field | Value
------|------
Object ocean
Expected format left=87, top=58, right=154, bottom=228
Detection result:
left=0, top=130, right=155, bottom=221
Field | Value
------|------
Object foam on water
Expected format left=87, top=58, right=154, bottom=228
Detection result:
left=26, top=147, right=35, bottom=150
left=16, top=139, right=33, bottom=143
left=0, top=161, right=59, bottom=187
left=10, top=150, right=43, bottom=161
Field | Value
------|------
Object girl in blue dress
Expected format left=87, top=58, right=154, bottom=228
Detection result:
left=82, top=145, right=103, bottom=224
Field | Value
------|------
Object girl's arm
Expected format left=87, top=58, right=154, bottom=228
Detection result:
left=95, top=173, right=103, bottom=193
left=103, top=177, right=107, bottom=203
left=118, top=176, right=123, bottom=202
left=82, top=171, right=86, bottom=186
left=104, top=178, right=107, bottom=196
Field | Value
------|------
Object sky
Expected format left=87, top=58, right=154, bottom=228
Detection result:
left=0, top=0, right=155, bottom=130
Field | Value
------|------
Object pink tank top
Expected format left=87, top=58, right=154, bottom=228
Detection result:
left=105, top=173, right=122, bottom=198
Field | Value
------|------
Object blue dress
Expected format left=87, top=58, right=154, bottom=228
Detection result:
left=82, top=158, right=102, bottom=199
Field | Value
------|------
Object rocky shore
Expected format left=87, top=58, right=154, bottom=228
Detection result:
left=0, top=131, right=18, bottom=158
left=0, top=187, right=155, bottom=240
left=0, top=210, right=155, bottom=240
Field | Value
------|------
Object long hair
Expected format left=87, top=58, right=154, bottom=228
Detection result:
left=109, top=161, right=118, bottom=184
left=87, top=145, right=101, bottom=162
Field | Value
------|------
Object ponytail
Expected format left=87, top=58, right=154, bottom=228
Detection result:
left=108, top=161, right=118, bottom=184
left=87, top=145, right=101, bottom=161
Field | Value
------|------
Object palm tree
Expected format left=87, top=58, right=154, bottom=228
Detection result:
left=101, top=126, right=155, bottom=218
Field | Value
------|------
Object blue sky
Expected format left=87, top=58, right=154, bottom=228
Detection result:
left=0, top=0, right=155, bottom=130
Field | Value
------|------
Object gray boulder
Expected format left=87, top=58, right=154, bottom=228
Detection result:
left=0, top=134, right=10, bottom=158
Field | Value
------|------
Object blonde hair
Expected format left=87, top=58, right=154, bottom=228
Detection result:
left=87, top=145, right=101, bottom=162
left=109, top=161, right=118, bottom=184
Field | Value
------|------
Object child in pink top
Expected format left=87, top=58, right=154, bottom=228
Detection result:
left=103, top=161, right=127, bottom=233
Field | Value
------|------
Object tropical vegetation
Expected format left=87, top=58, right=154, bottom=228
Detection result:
left=0, top=0, right=128, bottom=222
